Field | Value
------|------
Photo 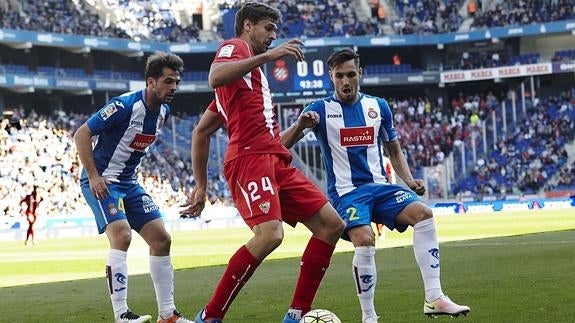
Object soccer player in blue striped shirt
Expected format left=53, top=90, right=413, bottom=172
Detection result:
left=282, top=48, right=470, bottom=322
left=74, top=51, right=192, bottom=323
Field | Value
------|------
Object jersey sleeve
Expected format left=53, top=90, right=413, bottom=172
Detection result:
left=302, top=100, right=325, bottom=130
left=378, top=98, right=398, bottom=142
left=302, top=101, right=317, bottom=114
left=213, top=38, right=250, bottom=63
left=207, top=99, right=217, bottom=113
left=86, top=99, right=128, bottom=135
left=302, top=100, right=324, bottom=116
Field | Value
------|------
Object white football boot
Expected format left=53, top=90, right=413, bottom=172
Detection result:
left=116, top=310, right=152, bottom=323
left=424, top=295, right=470, bottom=318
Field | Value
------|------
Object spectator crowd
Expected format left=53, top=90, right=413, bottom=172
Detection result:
left=0, top=108, right=231, bottom=228
left=2, top=0, right=574, bottom=43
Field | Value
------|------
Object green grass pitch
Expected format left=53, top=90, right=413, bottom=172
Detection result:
left=1, top=208, right=574, bottom=322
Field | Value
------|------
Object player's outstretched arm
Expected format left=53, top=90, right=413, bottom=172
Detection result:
left=209, top=38, right=304, bottom=88
left=180, top=109, right=222, bottom=217
left=280, top=111, right=319, bottom=149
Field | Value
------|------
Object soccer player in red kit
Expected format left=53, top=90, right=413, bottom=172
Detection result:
left=180, top=2, right=345, bottom=323
left=21, top=185, right=43, bottom=245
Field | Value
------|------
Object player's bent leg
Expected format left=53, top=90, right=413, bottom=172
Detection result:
left=246, top=219, right=284, bottom=260
left=105, top=220, right=133, bottom=251
left=283, top=205, right=344, bottom=322
left=348, top=226, right=379, bottom=323
left=424, top=295, right=470, bottom=318
left=197, top=221, right=279, bottom=322
left=139, top=218, right=171, bottom=256
left=116, top=310, right=152, bottom=323
left=397, top=203, right=471, bottom=318
left=395, top=201, right=433, bottom=227
left=397, top=202, right=445, bottom=302
left=105, top=222, right=134, bottom=320
left=302, top=203, right=345, bottom=245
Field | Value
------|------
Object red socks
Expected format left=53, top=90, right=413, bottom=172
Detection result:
left=205, top=245, right=261, bottom=319
left=289, top=237, right=335, bottom=313
left=204, top=238, right=335, bottom=319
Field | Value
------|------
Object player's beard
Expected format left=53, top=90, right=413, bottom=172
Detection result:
left=339, top=87, right=356, bottom=103
left=164, top=93, right=174, bottom=102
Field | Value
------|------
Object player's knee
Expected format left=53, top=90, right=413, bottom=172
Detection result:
left=409, top=202, right=433, bottom=223
left=150, top=232, right=172, bottom=253
left=113, top=230, right=132, bottom=249
left=249, top=221, right=284, bottom=256
left=421, top=205, right=434, bottom=220
left=349, top=226, right=375, bottom=247
left=353, top=235, right=376, bottom=247
left=332, top=217, right=346, bottom=237
left=263, top=230, right=284, bottom=250
left=317, top=216, right=345, bottom=245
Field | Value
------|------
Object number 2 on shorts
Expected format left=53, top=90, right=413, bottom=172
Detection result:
left=346, top=207, right=359, bottom=221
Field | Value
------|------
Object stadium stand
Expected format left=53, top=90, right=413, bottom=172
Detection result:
left=214, top=0, right=382, bottom=38
left=470, top=0, right=575, bottom=30
left=1, top=0, right=574, bottom=229
left=0, top=0, right=201, bottom=42
left=452, top=90, right=575, bottom=197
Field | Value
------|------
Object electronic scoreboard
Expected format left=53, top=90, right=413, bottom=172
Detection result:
left=265, top=46, right=341, bottom=102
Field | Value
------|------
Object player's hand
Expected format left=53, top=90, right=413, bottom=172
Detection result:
left=179, top=187, right=206, bottom=218
left=407, top=179, right=426, bottom=196
left=267, top=38, right=304, bottom=62
left=89, top=175, right=110, bottom=200
left=297, top=111, right=320, bottom=129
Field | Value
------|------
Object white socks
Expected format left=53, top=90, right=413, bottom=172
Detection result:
left=150, top=255, right=176, bottom=319
left=107, top=251, right=177, bottom=319
left=413, top=218, right=443, bottom=302
left=107, top=249, right=129, bottom=317
left=353, top=246, right=377, bottom=319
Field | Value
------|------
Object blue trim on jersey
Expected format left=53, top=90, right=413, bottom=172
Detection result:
left=82, top=89, right=170, bottom=183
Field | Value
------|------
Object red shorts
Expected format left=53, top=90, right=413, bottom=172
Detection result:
left=224, top=153, right=328, bottom=228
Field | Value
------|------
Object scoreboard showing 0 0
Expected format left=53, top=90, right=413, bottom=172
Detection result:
left=296, top=59, right=326, bottom=90
left=266, top=46, right=336, bottom=102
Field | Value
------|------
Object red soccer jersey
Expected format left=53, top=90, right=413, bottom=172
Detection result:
left=210, top=38, right=291, bottom=163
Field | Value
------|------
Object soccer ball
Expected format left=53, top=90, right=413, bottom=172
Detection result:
left=300, top=309, right=342, bottom=323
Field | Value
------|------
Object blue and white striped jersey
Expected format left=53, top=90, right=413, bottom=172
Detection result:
left=82, top=89, right=169, bottom=183
left=302, top=93, right=398, bottom=201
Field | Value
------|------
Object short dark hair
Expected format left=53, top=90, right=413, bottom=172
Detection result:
left=145, top=51, right=184, bottom=79
left=327, top=48, right=360, bottom=70
left=235, top=2, right=281, bottom=37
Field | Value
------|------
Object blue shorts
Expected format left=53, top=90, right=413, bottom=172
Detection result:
left=81, top=180, right=162, bottom=234
left=332, top=183, right=420, bottom=240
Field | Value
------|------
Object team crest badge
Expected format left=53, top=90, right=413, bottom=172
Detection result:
left=108, top=203, right=118, bottom=215
left=368, top=108, right=378, bottom=119
left=258, top=201, right=271, bottom=214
